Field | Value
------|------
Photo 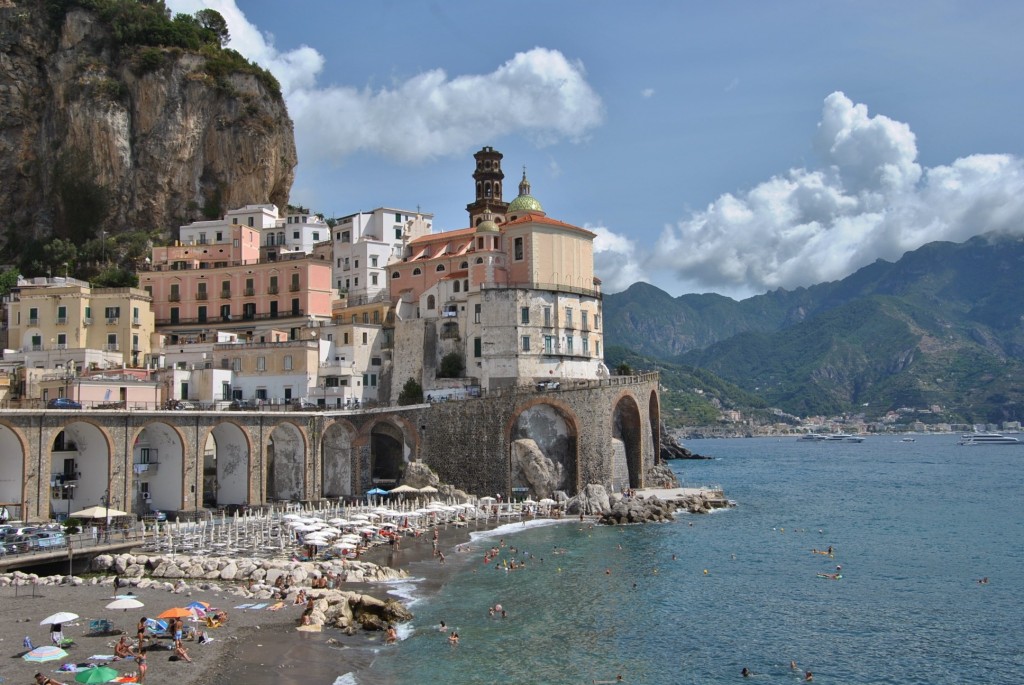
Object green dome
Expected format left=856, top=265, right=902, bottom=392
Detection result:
left=476, top=219, right=500, bottom=233
left=508, top=194, right=544, bottom=213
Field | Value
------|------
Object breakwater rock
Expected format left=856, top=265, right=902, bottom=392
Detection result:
left=598, top=495, right=677, bottom=525
left=89, top=552, right=407, bottom=586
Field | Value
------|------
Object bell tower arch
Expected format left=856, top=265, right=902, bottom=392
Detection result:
left=467, top=146, right=509, bottom=226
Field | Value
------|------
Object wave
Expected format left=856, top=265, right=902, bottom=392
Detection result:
left=332, top=674, right=358, bottom=685
left=468, top=518, right=567, bottom=543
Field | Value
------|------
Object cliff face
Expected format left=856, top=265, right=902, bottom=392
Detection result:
left=0, top=1, right=296, bottom=242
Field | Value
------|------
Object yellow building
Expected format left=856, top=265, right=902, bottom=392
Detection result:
left=4, top=277, right=156, bottom=376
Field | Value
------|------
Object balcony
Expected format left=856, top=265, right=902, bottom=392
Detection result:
left=220, top=290, right=231, bottom=299
left=289, top=283, right=301, bottom=292
left=29, top=318, right=39, bottom=326
left=156, top=309, right=305, bottom=326
left=56, top=343, right=67, bottom=350
left=31, top=344, right=43, bottom=351
left=268, top=286, right=279, bottom=295
left=56, top=317, right=68, bottom=325
left=106, top=317, right=119, bottom=325
left=244, top=288, right=255, bottom=297
left=105, top=343, right=120, bottom=352
left=168, top=293, right=181, bottom=302
left=83, top=317, right=92, bottom=326
left=195, top=292, right=208, bottom=300
left=132, top=317, right=141, bottom=327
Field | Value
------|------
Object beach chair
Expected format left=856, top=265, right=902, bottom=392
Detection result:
left=89, top=618, right=115, bottom=635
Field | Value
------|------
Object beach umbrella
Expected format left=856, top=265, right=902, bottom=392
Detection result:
left=74, top=666, right=120, bottom=684
left=479, top=496, right=496, bottom=503
left=23, top=645, right=68, bottom=662
left=389, top=484, right=418, bottom=494
left=105, top=598, right=144, bottom=611
left=70, top=506, right=130, bottom=519
left=157, top=607, right=195, bottom=619
left=40, top=611, right=79, bottom=625
left=419, top=485, right=439, bottom=493
left=539, top=498, right=556, bottom=505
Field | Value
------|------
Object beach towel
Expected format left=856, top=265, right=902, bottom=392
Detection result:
left=89, top=655, right=116, bottom=660
left=233, top=603, right=256, bottom=609
left=249, top=602, right=269, bottom=609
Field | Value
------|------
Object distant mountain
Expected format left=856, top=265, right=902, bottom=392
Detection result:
left=604, top=233, right=1024, bottom=422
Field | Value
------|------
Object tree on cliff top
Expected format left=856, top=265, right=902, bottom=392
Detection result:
left=398, top=378, right=424, bottom=406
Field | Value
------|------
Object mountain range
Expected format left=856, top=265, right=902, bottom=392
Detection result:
left=603, top=233, right=1024, bottom=425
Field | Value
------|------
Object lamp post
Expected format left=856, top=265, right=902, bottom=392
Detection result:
left=65, top=482, right=75, bottom=522
left=102, top=490, right=110, bottom=543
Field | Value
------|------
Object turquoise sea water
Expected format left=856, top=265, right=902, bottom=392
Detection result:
left=353, top=434, right=1024, bottom=685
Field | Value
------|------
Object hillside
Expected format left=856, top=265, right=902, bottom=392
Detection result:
left=604, top=233, right=1024, bottom=422
left=0, top=0, right=296, bottom=259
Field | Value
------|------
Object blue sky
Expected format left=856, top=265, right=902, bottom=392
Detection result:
left=166, top=1, right=1024, bottom=299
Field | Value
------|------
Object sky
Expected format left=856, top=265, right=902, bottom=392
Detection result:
left=166, top=1, right=1024, bottom=300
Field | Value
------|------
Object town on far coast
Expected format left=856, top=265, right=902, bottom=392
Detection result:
left=0, top=147, right=727, bottom=683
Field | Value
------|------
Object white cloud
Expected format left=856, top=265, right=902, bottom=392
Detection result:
left=641, top=88, right=655, bottom=98
left=589, top=224, right=647, bottom=293
left=652, top=91, right=1024, bottom=298
left=165, top=2, right=603, bottom=166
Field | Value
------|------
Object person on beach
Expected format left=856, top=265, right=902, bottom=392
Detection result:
left=172, top=616, right=184, bottom=647
left=174, top=641, right=193, bottom=662
left=438, top=621, right=447, bottom=632
left=385, top=625, right=398, bottom=645
left=113, top=635, right=134, bottom=660
left=137, top=652, right=148, bottom=683
left=741, top=667, right=752, bottom=677
left=50, top=623, right=64, bottom=646
left=448, top=630, right=459, bottom=645
left=804, top=671, right=813, bottom=681
left=137, top=616, right=148, bottom=650
left=35, top=673, right=67, bottom=685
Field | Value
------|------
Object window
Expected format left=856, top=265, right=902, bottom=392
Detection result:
left=362, top=373, right=378, bottom=387
left=245, top=278, right=254, bottom=296
left=31, top=334, right=41, bottom=350
left=343, top=333, right=349, bottom=345
left=221, top=280, right=231, bottom=297
left=582, top=311, right=589, bottom=331
left=169, top=283, right=180, bottom=301
left=413, top=268, right=422, bottom=276
left=371, top=255, right=378, bottom=267
left=269, top=275, right=278, bottom=294
left=341, top=231, right=350, bottom=243
left=474, top=337, right=482, bottom=357
left=199, top=232, right=207, bottom=244
left=565, top=308, right=574, bottom=328
left=514, top=237, right=524, bottom=260
left=392, top=271, right=400, bottom=279
left=362, top=332, right=368, bottom=344
left=371, top=356, right=381, bottom=366
left=247, top=217, right=253, bottom=227
left=313, top=231, right=320, bottom=241
left=543, top=307, right=551, bottom=327
left=395, top=212, right=402, bottom=222
left=106, top=333, right=118, bottom=351
left=460, top=261, right=468, bottom=269
left=170, top=307, right=179, bottom=324
left=582, top=337, right=589, bottom=356
left=544, top=335, right=555, bottom=354
left=243, top=303, right=256, bottom=320
left=293, top=231, right=300, bottom=240
left=362, top=312, right=369, bottom=324
left=232, top=358, right=241, bottom=372
left=566, top=336, right=574, bottom=355
left=216, top=231, right=223, bottom=242
left=57, top=333, right=67, bottom=348
left=291, top=298, right=300, bottom=315
left=521, top=336, right=530, bottom=352
left=198, top=306, right=207, bottom=323
left=105, top=306, right=121, bottom=320
left=595, top=315, right=601, bottom=331
left=284, top=355, right=293, bottom=371
left=373, top=310, right=380, bottom=324
left=57, top=305, right=67, bottom=323
left=220, top=304, right=231, bottom=321
left=84, top=306, right=91, bottom=322
left=596, top=341, right=601, bottom=357
left=427, top=295, right=435, bottom=310
left=371, top=273, right=378, bottom=285
left=474, top=303, right=481, bottom=323
left=256, top=356, right=266, bottom=371
left=395, top=227, right=402, bottom=239
left=354, top=259, right=359, bottom=269
left=291, top=273, right=300, bottom=291
left=132, top=334, right=139, bottom=351
left=436, top=264, right=445, bottom=272
left=521, top=307, right=530, bottom=324
left=454, top=280, right=460, bottom=293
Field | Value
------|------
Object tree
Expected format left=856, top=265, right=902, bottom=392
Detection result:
left=398, top=378, right=424, bottom=406
left=0, top=268, right=19, bottom=297
left=615, top=361, right=633, bottom=376
left=439, top=352, right=465, bottom=378
left=195, top=9, right=229, bottom=46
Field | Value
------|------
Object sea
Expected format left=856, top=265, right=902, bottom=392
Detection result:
left=303, top=434, right=1024, bottom=684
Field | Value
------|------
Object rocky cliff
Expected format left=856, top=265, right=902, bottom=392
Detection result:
left=0, top=0, right=296, bottom=244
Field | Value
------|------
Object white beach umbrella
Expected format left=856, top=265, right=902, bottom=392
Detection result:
left=40, top=611, right=79, bottom=625
left=106, top=598, right=145, bottom=611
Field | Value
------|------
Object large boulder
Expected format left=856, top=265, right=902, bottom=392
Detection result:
left=510, top=438, right=563, bottom=498
left=566, top=483, right=610, bottom=515
left=401, top=461, right=440, bottom=488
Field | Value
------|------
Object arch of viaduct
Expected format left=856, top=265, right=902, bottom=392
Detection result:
left=0, top=374, right=661, bottom=522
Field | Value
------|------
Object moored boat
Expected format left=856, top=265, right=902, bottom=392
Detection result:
left=958, top=433, right=1021, bottom=446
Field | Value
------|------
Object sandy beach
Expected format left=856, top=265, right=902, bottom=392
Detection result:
left=0, top=517, right=490, bottom=685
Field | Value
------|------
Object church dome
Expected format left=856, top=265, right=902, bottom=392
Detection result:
left=508, top=193, right=544, bottom=213
left=476, top=218, right=500, bottom=233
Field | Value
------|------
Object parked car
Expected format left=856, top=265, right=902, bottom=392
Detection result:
left=3, top=534, right=40, bottom=553
left=292, top=398, right=320, bottom=410
left=47, top=397, right=82, bottom=409
left=229, top=399, right=258, bottom=410
left=140, top=509, right=168, bottom=522
left=32, top=530, right=67, bottom=548
left=167, top=399, right=198, bottom=410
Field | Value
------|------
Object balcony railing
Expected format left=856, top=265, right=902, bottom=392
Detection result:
left=480, top=280, right=602, bottom=299
left=106, top=317, right=119, bottom=325
left=105, top=343, right=119, bottom=351
left=156, top=309, right=305, bottom=326
left=289, top=283, right=301, bottom=292
left=28, top=318, right=39, bottom=326
left=83, top=318, right=92, bottom=326
left=196, top=292, right=208, bottom=300
left=132, top=317, right=141, bottom=326
left=220, top=290, right=231, bottom=299
left=244, top=288, right=255, bottom=296
left=168, top=293, right=181, bottom=301
left=268, top=286, right=279, bottom=294
left=56, top=317, right=67, bottom=325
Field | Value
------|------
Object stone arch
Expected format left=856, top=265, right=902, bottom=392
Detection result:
left=322, top=420, right=357, bottom=499
left=364, top=416, right=417, bottom=491
left=0, top=421, right=29, bottom=520
left=48, top=420, right=114, bottom=520
left=649, top=389, right=661, bottom=464
left=129, top=421, right=186, bottom=514
left=508, top=399, right=580, bottom=498
left=611, top=393, right=643, bottom=491
left=205, top=421, right=252, bottom=507
left=266, top=421, right=308, bottom=502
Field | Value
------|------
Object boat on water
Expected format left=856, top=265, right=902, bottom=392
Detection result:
left=958, top=433, right=1021, bottom=446
left=797, top=433, right=827, bottom=441
left=824, top=433, right=866, bottom=442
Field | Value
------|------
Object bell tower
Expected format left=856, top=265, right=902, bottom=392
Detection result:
left=466, top=147, right=509, bottom=226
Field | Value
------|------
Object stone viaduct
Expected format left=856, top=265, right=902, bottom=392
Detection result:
left=0, top=374, right=660, bottom=522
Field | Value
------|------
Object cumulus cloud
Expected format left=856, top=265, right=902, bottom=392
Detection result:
left=589, top=224, right=647, bottom=293
left=168, top=1, right=602, bottom=165
left=641, top=88, right=655, bottom=99
left=652, top=91, right=1024, bottom=298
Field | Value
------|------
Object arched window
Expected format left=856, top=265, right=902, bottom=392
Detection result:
left=463, top=279, right=469, bottom=291
left=427, top=295, right=435, bottom=310
left=460, top=261, right=468, bottom=269
left=392, top=271, right=400, bottom=279
left=454, top=280, right=461, bottom=293
left=413, top=268, right=422, bottom=276
left=436, top=264, right=446, bottom=272
left=485, top=181, right=492, bottom=198
left=475, top=257, right=484, bottom=264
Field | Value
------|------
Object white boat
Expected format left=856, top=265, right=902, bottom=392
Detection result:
left=797, top=433, right=827, bottom=441
left=958, top=433, right=1021, bottom=445
left=845, top=436, right=866, bottom=443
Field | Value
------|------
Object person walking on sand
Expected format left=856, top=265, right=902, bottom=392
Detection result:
left=137, top=652, right=148, bottom=683
left=137, top=616, right=147, bottom=650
